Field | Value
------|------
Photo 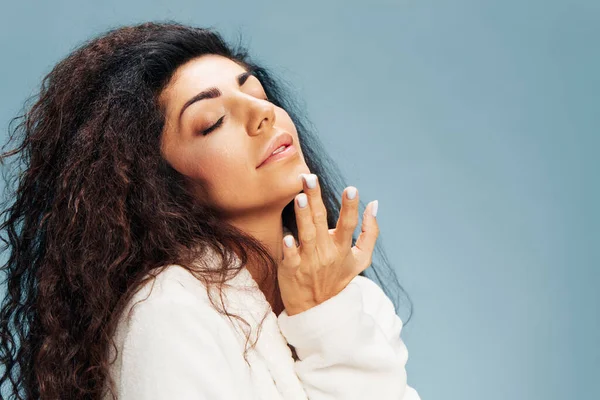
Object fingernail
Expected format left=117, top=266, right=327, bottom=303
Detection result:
left=371, top=200, right=379, bottom=217
left=301, top=174, right=317, bottom=189
left=297, top=193, right=308, bottom=208
left=346, top=187, right=357, bottom=200
left=284, top=235, right=295, bottom=248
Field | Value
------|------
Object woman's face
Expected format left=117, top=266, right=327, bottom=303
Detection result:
left=159, top=54, right=310, bottom=218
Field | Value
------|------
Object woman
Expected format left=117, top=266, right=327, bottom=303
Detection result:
left=0, top=21, right=420, bottom=399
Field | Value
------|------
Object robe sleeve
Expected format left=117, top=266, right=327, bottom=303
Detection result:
left=277, top=275, right=421, bottom=400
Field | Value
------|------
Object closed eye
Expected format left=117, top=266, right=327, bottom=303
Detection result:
left=200, top=96, right=271, bottom=136
left=201, top=115, right=225, bottom=136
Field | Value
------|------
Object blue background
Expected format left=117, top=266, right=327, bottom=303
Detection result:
left=1, top=1, right=598, bottom=399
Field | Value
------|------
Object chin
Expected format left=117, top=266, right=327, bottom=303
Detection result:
left=293, top=163, right=311, bottom=185
left=274, top=161, right=310, bottom=199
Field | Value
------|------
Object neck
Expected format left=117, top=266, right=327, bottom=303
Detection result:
left=226, top=209, right=286, bottom=315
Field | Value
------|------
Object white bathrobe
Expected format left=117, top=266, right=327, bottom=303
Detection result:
left=103, top=244, right=421, bottom=399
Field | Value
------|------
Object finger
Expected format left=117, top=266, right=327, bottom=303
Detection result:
left=281, top=234, right=301, bottom=271
left=353, top=200, right=380, bottom=270
left=334, top=186, right=360, bottom=249
left=299, top=173, right=329, bottom=250
left=294, top=192, right=317, bottom=261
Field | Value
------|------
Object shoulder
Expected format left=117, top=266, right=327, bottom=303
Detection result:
left=115, top=264, right=238, bottom=342
left=116, top=264, right=241, bottom=351
left=106, top=265, right=255, bottom=399
left=127, top=264, right=210, bottom=312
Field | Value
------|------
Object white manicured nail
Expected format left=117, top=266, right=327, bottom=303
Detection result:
left=346, top=187, right=357, bottom=200
left=284, top=235, right=295, bottom=248
left=371, top=200, right=379, bottom=217
left=301, top=174, right=317, bottom=189
left=297, top=194, right=308, bottom=208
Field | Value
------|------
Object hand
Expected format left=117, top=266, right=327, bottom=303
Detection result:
left=278, top=173, right=380, bottom=316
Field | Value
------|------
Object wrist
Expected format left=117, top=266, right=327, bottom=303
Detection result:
left=285, top=302, right=318, bottom=316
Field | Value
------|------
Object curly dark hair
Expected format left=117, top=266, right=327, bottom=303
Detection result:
left=0, top=21, right=413, bottom=399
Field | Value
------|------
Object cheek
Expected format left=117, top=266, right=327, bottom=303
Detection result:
left=195, top=145, right=257, bottom=205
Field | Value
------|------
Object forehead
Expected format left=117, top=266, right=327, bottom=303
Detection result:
left=160, top=54, right=247, bottom=115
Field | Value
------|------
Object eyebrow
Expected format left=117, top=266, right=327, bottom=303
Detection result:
left=178, top=70, right=254, bottom=121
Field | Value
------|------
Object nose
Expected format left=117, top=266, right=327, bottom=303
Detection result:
left=247, top=97, right=276, bottom=136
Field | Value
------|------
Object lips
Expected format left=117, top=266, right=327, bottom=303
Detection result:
left=257, top=132, right=294, bottom=168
